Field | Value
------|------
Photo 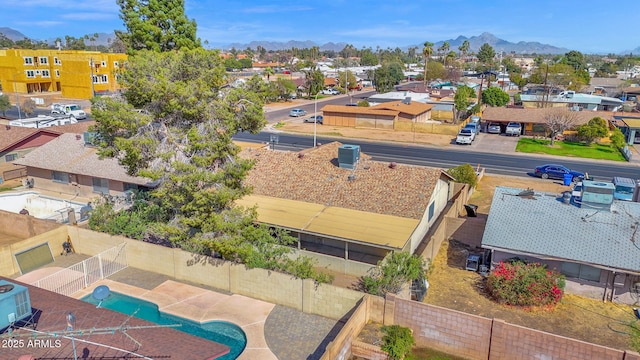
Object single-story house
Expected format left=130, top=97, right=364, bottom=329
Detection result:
left=519, top=92, right=623, bottom=111
left=482, top=185, right=640, bottom=304
left=13, top=132, right=157, bottom=198
left=480, top=107, right=616, bottom=135
left=367, top=91, right=431, bottom=105
left=237, top=142, right=454, bottom=267
left=322, top=100, right=433, bottom=129
left=611, top=114, right=640, bottom=145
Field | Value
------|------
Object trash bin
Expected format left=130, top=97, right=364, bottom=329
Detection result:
left=563, top=173, right=573, bottom=186
left=464, top=204, right=478, bottom=217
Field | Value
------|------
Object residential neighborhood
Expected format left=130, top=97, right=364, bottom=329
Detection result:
left=2, top=2, right=640, bottom=360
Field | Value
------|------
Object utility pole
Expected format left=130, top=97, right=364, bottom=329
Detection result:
left=90, top=58, right=95, bottom=98
left=13, top=72, right=22, bottom=119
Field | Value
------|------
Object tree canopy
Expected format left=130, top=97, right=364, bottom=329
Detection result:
left=116, top=0, right=201, bottom=53
left=477, top=43, right=496, bottom=65
left=481, top=86, right=510, bottom=107
left=453, top=85, right=477, bottom=123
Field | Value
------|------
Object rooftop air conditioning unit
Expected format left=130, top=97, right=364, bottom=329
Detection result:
left=0, top=280, right=32, bottom=331
left=338, top=144, right=360, bottom=170
left=581, top=180, right=615, bottom=210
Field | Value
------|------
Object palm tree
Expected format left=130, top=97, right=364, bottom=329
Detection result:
left=264, top=66, right=275, bottom=81
left=445, top=51, right=457, bottom=69
left=458, top=40, right=470, bottom=61
left=422, top=41, right=434, bottom=86
left=438, top=41, right=450, bottom=65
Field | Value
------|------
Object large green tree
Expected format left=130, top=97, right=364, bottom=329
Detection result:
left=477, top=43, right=496, bottom=65
left=422, top=41, right=434, bottom=85
left=116, top=0, right=201, bottom=53
left=481, top=86, right=510, bottom=107
left=303, top=66, right=324, bottom=98
left=453, top=85, right=477, bottom=123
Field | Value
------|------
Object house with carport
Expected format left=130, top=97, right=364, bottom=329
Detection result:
left=482, top=185, right=640, bottom=304
left=237, top=142, right=455, bottom=274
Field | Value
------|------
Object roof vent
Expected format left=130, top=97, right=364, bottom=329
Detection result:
left=298, top=152, right=305, bottom=159
left=338, top=144, right=360, bottom=169
left=402, top=97, right=412, bottom=105
left=581, top=180, right=615, bottom=210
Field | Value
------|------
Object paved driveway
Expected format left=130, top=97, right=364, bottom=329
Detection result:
left=472, top=132, right=520, bottom=152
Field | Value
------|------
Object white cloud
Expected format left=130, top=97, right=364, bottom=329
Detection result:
left=61, top=12, right=116, bottom=21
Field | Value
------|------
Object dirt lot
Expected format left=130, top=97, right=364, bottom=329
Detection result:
left=423, top=175, right=638, bottom=351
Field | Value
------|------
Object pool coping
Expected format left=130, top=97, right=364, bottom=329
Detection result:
left=73, top=279, right=278, bottom=360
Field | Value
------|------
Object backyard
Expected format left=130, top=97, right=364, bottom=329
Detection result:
left=515, top=137, right=626, bottom=161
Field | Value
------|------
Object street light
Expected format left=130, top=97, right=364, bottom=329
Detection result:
left=314, top=92, right=320, bottom=148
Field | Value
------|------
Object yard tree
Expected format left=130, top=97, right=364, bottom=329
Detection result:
left=0, top=94, right=10, bottom=117
left=374, top=62, right=404, bottom=93
left=424, top=61, right=446, bottom=82
left=303, top=66, right=324, bottom=98
left=458, top=40, right=470, bottom=60
left=447, top=163, right=478, bottom=188
left=387, top=62, right=405, bottom=84
left=263, top=66, right=275, bottom=80
left=116, top=0, right=201, bottom=53
left=338, top=70, right=357, bottom=91
left=360, top=48, right=379, bottom=66
left=481, top=86, right=510, bottom=107
left=422, top=41, right=434, bottom=85
left=89, top=48, right=331, bottom=283
left=453, top=85, right=477, bottom=123
left=577, top=117, right=609, bottom=145
left=543, top=108, right=579, bottom=146
left=477, top=43, right=496, bottom=65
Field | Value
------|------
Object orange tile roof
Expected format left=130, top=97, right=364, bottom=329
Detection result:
left=321, top=105, right=399, bottom=116
left=371, top=100, right=434, bottom=116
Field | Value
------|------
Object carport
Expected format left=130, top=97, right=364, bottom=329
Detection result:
left=612, top=115, right=640, bottom=145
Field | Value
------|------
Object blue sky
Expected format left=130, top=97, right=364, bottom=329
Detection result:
left=4, top=0, right=637, bottom=53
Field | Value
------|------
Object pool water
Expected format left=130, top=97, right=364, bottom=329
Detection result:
left=82, top=292, right=246, bottom=359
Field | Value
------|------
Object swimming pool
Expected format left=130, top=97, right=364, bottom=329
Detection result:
left=0, top=191, right=86, bottom=223
left=81, top=292, right=246, bottom=359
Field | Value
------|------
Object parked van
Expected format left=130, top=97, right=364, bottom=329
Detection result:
left=612, top=177, right=636, bottom=201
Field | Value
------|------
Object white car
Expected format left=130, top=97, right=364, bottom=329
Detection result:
left=322, top=88, right=339, bottom=95
left=456, top=128, right=475, bottom=145
left=289, top=109, right=307, bottom=117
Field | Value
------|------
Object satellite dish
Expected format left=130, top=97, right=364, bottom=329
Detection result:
left=92, top=285, right=110, bottom=308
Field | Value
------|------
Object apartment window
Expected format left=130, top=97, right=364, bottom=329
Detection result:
left=55, top=69, right=60, bottom=77
left=100, top=74, right=108, bottom=83
left=39, top=56, right=48, bottom=64
left=25, top=70, right=35, bottom=78
left=92, top=178, right=109, bottom=194
left=428, top=202, right=435, bottom=221
left=101, top=60, right=106, bottom=67
left=561, top=262, right=601, bottom=282
left=54, top=57, right=61, bottom=65
left=92, top=75, right=98, bottom=84
left=41, top=70, right=50, bottom=78
left=24, top=57, right=34, bottom=65
left=113, top=61, right=119, bottom=68
left=52, top=171, right=69, bottom=184
left=5, top=154, right=17, bottom=162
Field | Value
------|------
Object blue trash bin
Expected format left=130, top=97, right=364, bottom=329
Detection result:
left=563, top=173, right=573, bottom=186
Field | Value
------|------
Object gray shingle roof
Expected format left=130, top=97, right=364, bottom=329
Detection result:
left=482, top=186, right=640, bottom=274
left=14, top=133, right=153, bottom=186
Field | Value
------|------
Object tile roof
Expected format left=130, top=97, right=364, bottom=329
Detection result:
left=370, top=100, right=434, bottom=115
left=14, top=133, right=154, bottom=186
left=0, top=277, right=230, bottom=359
left=240, top=141, right=445, bottom=219
left=481, top=107, right=616, bottom=125
left=321, top=105, right=399, bottom=116
left=481, top=187, right=640, bottom=274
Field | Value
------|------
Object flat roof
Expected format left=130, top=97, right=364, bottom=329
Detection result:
left=236, top=195, right=419, bottom=249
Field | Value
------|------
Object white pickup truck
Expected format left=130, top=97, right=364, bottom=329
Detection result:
left=505, top=122, right=522, bottom=136
left=456, top=128, right=476, bottom=145
left=51, top=103, right=87, bottom=120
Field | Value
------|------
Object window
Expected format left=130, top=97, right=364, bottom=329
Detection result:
left=428, top=202, right=435, bottom=221
left=55, top=69, right=60, bottom=77
left=113, top=61, right=119, bottom=68
left=101, top=60, right=106, bottom=67
left=41, top=70, right=50, bottom=78
left=39, top=56, right=48, bottom=64
left=54, top=57, right=61, bottom=65
left=23, top=57, right=33, bottom=65
left=100, top=74, right=108, bottom=83
left=92, top=75, right=99, bottom=84
left=561, top=262, right=601, bottom=282
left=25, top=70, right=35, bottom=78
left=92, top=178, right=109, bottom=194
left=52, top=171, right=69, bottom=183
left=5, top=153, right=17, bottom=162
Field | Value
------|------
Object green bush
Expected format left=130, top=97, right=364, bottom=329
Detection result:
left=486, top=261, right=565, bottom=307
left=381, top=325, right=415, bottom=360
left=446, top=163, right=478, bottom=188
left=360, top=252, right=426, bottom=296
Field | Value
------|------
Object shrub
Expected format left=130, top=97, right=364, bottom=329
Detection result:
left=447, top=163, right=478, bottom=188
left=486, top=261, right=565, bottom=307
left=360, top=252, right=427, bottom=296
left=381, top=325, right=415, bottom=360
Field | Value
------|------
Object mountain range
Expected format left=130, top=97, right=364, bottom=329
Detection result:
left=2, top=26, right=639, bottom=55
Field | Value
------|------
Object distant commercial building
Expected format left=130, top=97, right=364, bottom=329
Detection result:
left=0, top=49, right=127, bottom=99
